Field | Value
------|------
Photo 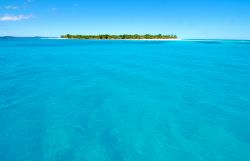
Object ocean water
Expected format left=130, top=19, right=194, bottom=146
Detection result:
left=0, top=38, right=250, bottom=161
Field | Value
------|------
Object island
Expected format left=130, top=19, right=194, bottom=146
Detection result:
left=61, top=34, right=178, bottom=40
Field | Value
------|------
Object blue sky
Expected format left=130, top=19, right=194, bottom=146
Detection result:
left=0, top=0, right=250, bottom=39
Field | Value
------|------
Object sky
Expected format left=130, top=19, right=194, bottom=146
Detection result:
left=0, top=0, right=250, bottom=39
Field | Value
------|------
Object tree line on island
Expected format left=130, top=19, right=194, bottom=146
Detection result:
left=61, top=34, right=178, bottom=39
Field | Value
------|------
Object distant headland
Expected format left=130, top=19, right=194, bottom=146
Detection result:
left=61, top=34, right=178, bottom=40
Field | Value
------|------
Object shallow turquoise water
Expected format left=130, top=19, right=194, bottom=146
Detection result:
left=0, top=38, right=250, bottom=161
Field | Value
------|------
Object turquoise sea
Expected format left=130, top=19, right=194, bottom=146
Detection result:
left=0, top=38, right=250, bottom=161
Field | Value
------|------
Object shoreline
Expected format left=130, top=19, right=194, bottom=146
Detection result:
left=44, top=38, right=182, bottom=41
left=119, top=38, right=182, bottom=41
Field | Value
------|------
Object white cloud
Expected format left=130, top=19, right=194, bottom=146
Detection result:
left=0, top=14, right=33, bottom=21
left=5, top=6, right=18, bottom=10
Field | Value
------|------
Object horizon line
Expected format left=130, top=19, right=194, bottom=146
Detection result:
left=0, top=36, right=250, bottom=41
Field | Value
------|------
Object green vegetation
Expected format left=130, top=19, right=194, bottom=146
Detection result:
left=61, top=34, right=178, bottom=39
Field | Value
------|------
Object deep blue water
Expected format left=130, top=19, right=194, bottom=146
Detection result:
left=0, top=38, right=250, bottom=161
